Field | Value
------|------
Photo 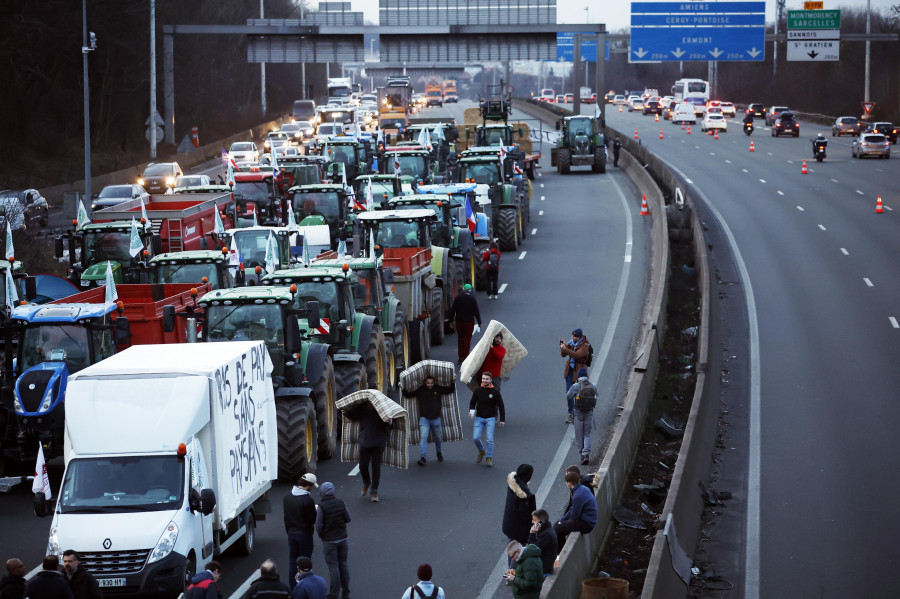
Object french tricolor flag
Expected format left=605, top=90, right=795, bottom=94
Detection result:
left=465, top=195, right=476, bottom=232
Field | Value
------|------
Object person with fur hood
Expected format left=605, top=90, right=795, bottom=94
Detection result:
left=503, top=464, right=537, bottom=546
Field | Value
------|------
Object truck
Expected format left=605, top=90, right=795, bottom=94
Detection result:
left=1, top=283, right=209, bottom=469
left=442, top=80, right=458, bottom=103
left=425, top=83, right=443, bottom=107
left=35, top=342, right=277, bottom=598
left=326, top=77, right=353, bottom=105
left=378, top=77, right=412, bottom=136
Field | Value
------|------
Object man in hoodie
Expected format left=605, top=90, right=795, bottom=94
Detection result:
left=503, top=543, right=543, bottom=599
left=292, top=558, right=326, bottom=599
left=402, top=375, right=455, bottom=466
left=482, top=241, right=501, bottom=299
left=342, top=402, right=391, bottom=502
left=477, top=333, right=506, bottom=391
left=560, top=328, right=590, bottom=424
left=468, top=372, right=505, bottom=467
left=24, top=556, right=73, bottom=599
left=527, top=509, right=558, bottom=578
left=553, top=471, right=598, bottom=549
left=1, top=559, right=26, bottom=599
left=399, top=564, right=444, bottom=599
left=241, top=561, right=289, bottom=599
left=284, top=473, right=319, bottom=589
left=565, top=368, right=598, bottom=465
left=502, top=464, right=536, bottom=547
left=61, top=552, right=101, bottom=599
left=185, top=562, right=222, bottom=599
left=314, top=482, right=351, bottom=599
left=447, top=284, right=481, bottom=363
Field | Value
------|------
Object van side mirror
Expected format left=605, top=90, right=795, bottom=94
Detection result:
left=162, top=305, right=175, bottom=333
left=382, top=269, right=394, bottom=284
left=199, top=488, right=216, bottom=515
left=115, top=317, right=131, bottom=346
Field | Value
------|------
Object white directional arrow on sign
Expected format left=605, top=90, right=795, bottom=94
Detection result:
left=633, top=48, right=648, bottom=58
left=709, top=47, right=723, bottom=58
left=671, top=48, right=685, bottom=58
left=747, top=47, right=762, bottom=58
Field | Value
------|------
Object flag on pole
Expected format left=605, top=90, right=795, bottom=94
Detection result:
left=252, top=210, right=259, bottom=227
left=228, top=236, right=240, bottom=266
left=433, top=125, right=444, bottom=141
left=337, top=238, right=347, bottom=260
left=140, top=198, right=150, bottom=231
left=368, top=229, right=376, bottom=259
left=32, top=443, right=52, bottom=500
left=498, top=141, right=508, bottom=162
left=416, top=127, right=428, bottom=148
left=302, top=234, right=311, bottom=267
left=595, top=102, right=602, bottom=119
left=365, top=181, right=375, bottom=211
left=5, top=222, right=14, bottom=261
left=214, top=206, right=225, bottom=236
left=376, top=128, right=384, bottom=146
left=5, top=267, right=18, bottom=311
left=104, top=261, right=118, bottom=303
left=340, top=162, right=348, bottom=187
left=264, top=233, right=278, bottom=274
left=464, top=194, right=477, bottom=232
left=286, top=203, right=299, bottom=232
left=393, top=155, right=401, bottom=176
left=221, top=148, right=228, bottom=165
left=128, top=218, right=143, bottom=258
left=76, top=200, right=90, bottom=231
left=226, top=160, right=236, bottom=187
left=271, top=145, right=280, bottom=171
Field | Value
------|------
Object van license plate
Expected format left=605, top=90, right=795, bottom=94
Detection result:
left=98, top=578, right=126, bottom=588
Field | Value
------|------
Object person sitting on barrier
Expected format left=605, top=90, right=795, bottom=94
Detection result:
left=553, top=471, right=598, bottom=549
left=527, top=509, right=558, bottom=579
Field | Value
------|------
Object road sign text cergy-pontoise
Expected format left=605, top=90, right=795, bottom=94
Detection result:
left=630, top=2, right=766, bottom=62
left=556, top=32, right=599, bottom=62
left=787, top=9, right=840, bottom=61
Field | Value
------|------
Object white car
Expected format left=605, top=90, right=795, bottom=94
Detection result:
left=278, top=123, right=304, bottom=145
left=228, top=141, right=259, bottom=163
left=720, top=102, right=736, bottom=117
left=672, top=103, right=697, bottom=124
left=627, top=96, right=644, bottom=112
left=702, top=112, right=728, bottom=133
left=172, top=175, right=212, bottom=193
left=613, top=95, right=627, bottom=105
left=315, top=122, right=345, bottom=142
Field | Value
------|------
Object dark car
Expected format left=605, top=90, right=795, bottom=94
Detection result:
left=766, top=106, right=790, bottom=127
left=772, top=112, right=800, bottom=137
left=832, top=116, right=861, bottom=137
left=138, top=162, right=183, bottom=194
left=92, top=184, right=150, bottom=211
left=643, top=100, right=662, bottom=115
left=747, top=103, right=767, bottom=119
left=0, top=189, right=50, bottom=230
left=863, top=121, right=898, bottom=144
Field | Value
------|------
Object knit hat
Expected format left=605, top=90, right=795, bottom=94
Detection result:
left=417, top=564, right=433, bottom=581
left=516, top=463, right=534, bottom=483
left=577, top=367, right=588, bottom=378
left=463, top=283, right=472, bottom=291
left=296, top=556, right=313, bottom=572
left=572, top=328, right=583, bottom=337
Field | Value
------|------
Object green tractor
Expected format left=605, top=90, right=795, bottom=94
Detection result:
left=198, top=286, right=336, bottom=478
left=261, top=266, right=391, bottom=398
left=149, top=249, right=239, bottom=289
left=551, top=115, right=607, bottom=174
left=289, top=183, right=358, bottom=252
left=56, top=222, right=157, bottom=288
left=322, top=138, right=367, bottom=183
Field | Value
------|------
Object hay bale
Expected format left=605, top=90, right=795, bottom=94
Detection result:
left=463, top=107, right=481, bottom=125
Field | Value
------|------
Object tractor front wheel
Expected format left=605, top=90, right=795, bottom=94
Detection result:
left=558, top=148, right=572, bottom=174
left=276, top=397, right=318, bottom=481
left=496, top=209, right=518, bottom=252
left=592, top=146, right=607, bottom=173
left=312, top=356, right=337, bottom=460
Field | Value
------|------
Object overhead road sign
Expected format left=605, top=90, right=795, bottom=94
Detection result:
left=788, top=9, right=840, bottom=29
left=630, top=1, right=766, bottom=62
left=787, top=9, right=840, bottom=61
left=787, top=29, right=840, bottom=40
left=787, top=39, right=839, bottom=61
left=556, top=32, right=597, bottom=62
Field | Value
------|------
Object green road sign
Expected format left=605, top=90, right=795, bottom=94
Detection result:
left=788, top=9, right=841, bottom=30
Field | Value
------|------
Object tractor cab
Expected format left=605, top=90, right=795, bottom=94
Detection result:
left=323, top=138, right=365, bottom=183
left=149, top=249, right=236, bottom=289
left=58, top=222, right=156, bottom=288
left=221, top=226, right=296, bottom=272
left=289, top=183, right=354, bottom=249
left=354, top=174, right=403, bottom=205
left=357, top=209, right=436, bottom=253
left=382, top=147, right=433, bottom=184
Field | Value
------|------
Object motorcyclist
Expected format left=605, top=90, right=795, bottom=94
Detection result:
left=743, top=110, right=754, bottom=125
left=812, top=133, right=828, bottom=152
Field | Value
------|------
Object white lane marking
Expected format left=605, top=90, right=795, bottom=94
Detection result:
left=498, top=283, right=508, bottom=294
left=348, top=464, right=360, bottom=476
left=864, top=278, right=873, bottom=287
left=538, top=172, right=542, bottom=177
left=777, top=191, right=784, bottom=196
left=797, top=206, right=805, bottom=211
left=540, top=183, right=545, bottom=188
left=541, top=195, right=546, bottom=201
left=767, top=152, right=774, bottom=156
left=742, top=169, right=749, bottom=173
left=841, top=248, right=849, bottom=255
left=518, top=251, right=527, bottom=260
left=539, top=210, right=544, bottom=215
left=710, top=152, right=716, bottom=156
left=725, top=159, right=732, bottom=164
left=891, top=317, right=899, bottom=329
left=759, top=179, right=766, bottom=184
left=831, top=178, right=839, bottom=183
left=475, top=164, right=635, bottom=599
left=856, top=190, right=864, bottom=195
left=531, top=228, right=537, bottom=235
left=886, top=206, right=894, bottom=211
left=818, top=224, right=826, bottom=231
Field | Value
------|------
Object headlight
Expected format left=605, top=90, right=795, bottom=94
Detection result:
left=148, top=521, right=178, bottom=564
left=138, top=178, right=145, bottom=186
left=39, top=384, right=55, bottom=413
left=13, top=397, right=24, bottom=415
left=47, top=527, right=60, bottom=556
left=166, top=177, right=175, bottom=187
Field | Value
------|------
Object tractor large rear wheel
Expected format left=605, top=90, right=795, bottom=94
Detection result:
left=312, top=357, right=337, bottom=460
left=474, top=247, right=488, bottom=291
left=558, top=148, right=572, bottom=174
left=335, top=362, right=367, bottom=399
left=276, top=398, right=318, bottom=481
left=390, top=303, right=410, bottom=376
left=496, top=209, right=518, bottom=251
left=430, top=288, right=445, bottom=346
left=592, top=146, right=607, bottom=173
left=362, top=326, right=389, bottom=395
left=409, top=319, right=429, bottom=364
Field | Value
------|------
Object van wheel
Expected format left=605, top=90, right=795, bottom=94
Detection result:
left=236, top=511, right=255, bottom=556
left=182, top=554, right=196, bottom=593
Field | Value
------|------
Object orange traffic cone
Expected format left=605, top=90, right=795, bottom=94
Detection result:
left=634, top=128, right=639, bottom=139
left=876, top=194, right=884, bottom=213
left=659, top=129, right=664, bottom=140
left=618, top=105, right=623, bottom=112
left=686, top=126, right=691, bottom=135
left=655, top=113, right=659, bottom=122
left=714, top=129, right=719, bottom=140
left=681, top=122, right=685, bottom=130
left=749, top=140, right=755, bottom=152
left=640, top=195, right=650, bottom=216
left=801, top=159, right=808, bottom=174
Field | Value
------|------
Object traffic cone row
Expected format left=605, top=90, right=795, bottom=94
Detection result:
left=749, top=140, right=755, bottom=152
left=681, top=122, right=685, bottom=131
left=801, top=159, right=808, bottom=174
left=876, top=194, right=884, bottom=213
left=640, top=195, right=650, bottom=216
left=619, top=105, right=623, bottom=112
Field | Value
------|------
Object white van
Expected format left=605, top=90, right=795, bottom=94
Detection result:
left=672, top=103, right=697, bottom=125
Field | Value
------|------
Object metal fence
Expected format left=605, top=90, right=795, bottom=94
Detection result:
left=379, top=0, right=555, bottom=26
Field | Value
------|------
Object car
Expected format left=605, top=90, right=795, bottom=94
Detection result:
left=672, top=103, right=697, bottom=124
left=766, top=106, right=790, bottom=127
left=863, top=121, right=898, bottom=144
left=263, top=132, right=290, bottom=152
left=628, top=96, right=645, bottom=112
left=706, top=106, right=723, bottom=116
left=772, top=112, right=800, bottom=137
left=139, top=162, right=183, bottom=194
left=720, top=102, right=736, bottom=117
left=707, top=100, right=722, bottom=112
left=0, top=189, right=50, bottom=230
left=643, top=99, right=662, bottom=115
left=228, top=141, right=259, bottom=163
left=832, top=116, right=861, bottom=137
left=92, top=184, right=150, bottom=211
left=360, top=93, right=377, bottom=104
left=564, top=93, right=574, bottom=103
left=278, top=123, right=305, bottom=144
left=613, top=95, right=627, bottom=105
left=702, top=112, right=728, bottom=133
left=852, top=133, right=890, bottom=158
left=314, top=122, right=345, bottom=142
left=556, top=95, right=567, bottom=104
left=538, top=88, right=555, bottom=102
left=747, top=103, right=767, bottom=119
left=663, top=100, right=678, bottom=120
left=604, top=91, right=617, bottom=103
left=172, top=175, right=211, bottom=193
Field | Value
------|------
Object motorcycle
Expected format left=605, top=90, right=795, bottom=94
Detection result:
left=813, top=141, right=827, bottom=162
left=743, top=121, right=754, bottom=136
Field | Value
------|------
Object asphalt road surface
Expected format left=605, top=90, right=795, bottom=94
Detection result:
left=1, top=102, right=652, bottom=598
left=606, top=107, right=900, bottom=597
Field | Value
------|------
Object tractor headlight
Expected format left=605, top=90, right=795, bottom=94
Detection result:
left=38, top=385, right=55, bottom=413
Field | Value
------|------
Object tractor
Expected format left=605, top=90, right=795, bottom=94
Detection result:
left=551, top=115, right=607, bottom=174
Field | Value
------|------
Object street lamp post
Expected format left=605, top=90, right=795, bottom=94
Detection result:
left=82, top=0, right=96, bottom=210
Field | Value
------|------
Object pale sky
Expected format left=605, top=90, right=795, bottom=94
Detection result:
left=306, top=0, right=899, bottom=31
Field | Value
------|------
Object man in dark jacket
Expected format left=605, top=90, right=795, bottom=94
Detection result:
left=469, top=372, right=505, bottom=467
left=24, top=556, right=74, bottom=599
left=185, top=562, right=222, bottom=599
left=402, top=374, right=454, bottom=466
left=503, top=543, right=543, bottom=599
left=314, top=482, right=351, bottom=599
left=527, top=509, right=558, bottom=577
left=447, top=284, right=481, bottom=362
left=560, top=328, right=590, bottom=424
left=482, top=241, right=501, bottom=299
left=1, top=559, right=26, bottom=599
left=343, top=402, right=391, bottom=502
left=284, top=473, right=319, bottom=588
left=291, top=558, right=326, bottom=599
left=502, top=464, right=536, bottom=546
left=554, top=471, right=598, bottom=548
left=241, top=561, right=289, bottom=599
left=61, top=552, right=101, bottom=599
left=612, top=136, right=621, bottom=167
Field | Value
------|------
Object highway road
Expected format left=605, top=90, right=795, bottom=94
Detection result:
left=0, top=102, right=652, bottom=598
left=606, top=107, right=900, bottom=597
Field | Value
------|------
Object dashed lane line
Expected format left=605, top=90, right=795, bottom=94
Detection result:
left=539, top=210, right=544, bottom=215
left=864, top=278, right=874, bottom=287
left=531, top=228, right=537, bottom=235
left=891, top=317, right=899, bottom=329
left=777, top=191, right=784, bottom=196
left=841, top=248, right=849, bottom=255
left=818, top=224, right=827, bottom=231
left=797, top=206, right=805, bottom=211
left=518, top=251, right=526, bottom=260
left=497, top=283, right=508, bottom=294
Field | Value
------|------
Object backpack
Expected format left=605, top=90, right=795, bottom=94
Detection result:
left=574, top=380, right=597, bottom=411
left=488, top=251, right=499, bottom=269
left=409, top=583, right=440, bottom=599
left=585, top=343, right=594, bottom=367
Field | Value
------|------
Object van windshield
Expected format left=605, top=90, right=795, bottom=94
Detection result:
left=59, top=456, right=184, bottom=513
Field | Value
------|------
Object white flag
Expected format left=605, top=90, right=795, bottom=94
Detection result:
left=417, top=127, right=428, bottom=148
left=302, top=234, right=311, bottom=267
left=214, top=206, right=225, bottom=236
left=264, top=233, right=278, bottom=274
left=271, top=146, right=280, bottom=172
left=393, top=155, right=401, bottom=176
left=366, top=181, right=374, bottom=211
left=433, top=125, right=444, bottom=141
left=104, top=261, right=118, bottom=303
left=286, top=203, right=299, bottom=232
left=376, top=128, right=384, bottom=145
left=499, top=141, right=508, bottom=162
left=340, top=162, right=348, bottom=187
left=337, top=238, right=347, bottom=260
left=140, top=198, right=150, bottom=231
left=128, top=218, right=143, bottom=258
left=595, top=102, right=602, bottom=119
left=5, top=222, right=14, bottom=261
left=226, top=161, right=236, bottom=187
left=369, top=229, right=376, bottom=259
left=5, top=266, right=18, bottom=311
left=32, top=443, right=52, bottom=500
left=252, top=210, right=259, bottom=227
left=76, top=199, right=90, bottom=231
left=228, top=236, right=240, bottom=266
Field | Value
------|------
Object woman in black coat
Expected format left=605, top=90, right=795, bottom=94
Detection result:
left=502, top=463, right=536, bottom=545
